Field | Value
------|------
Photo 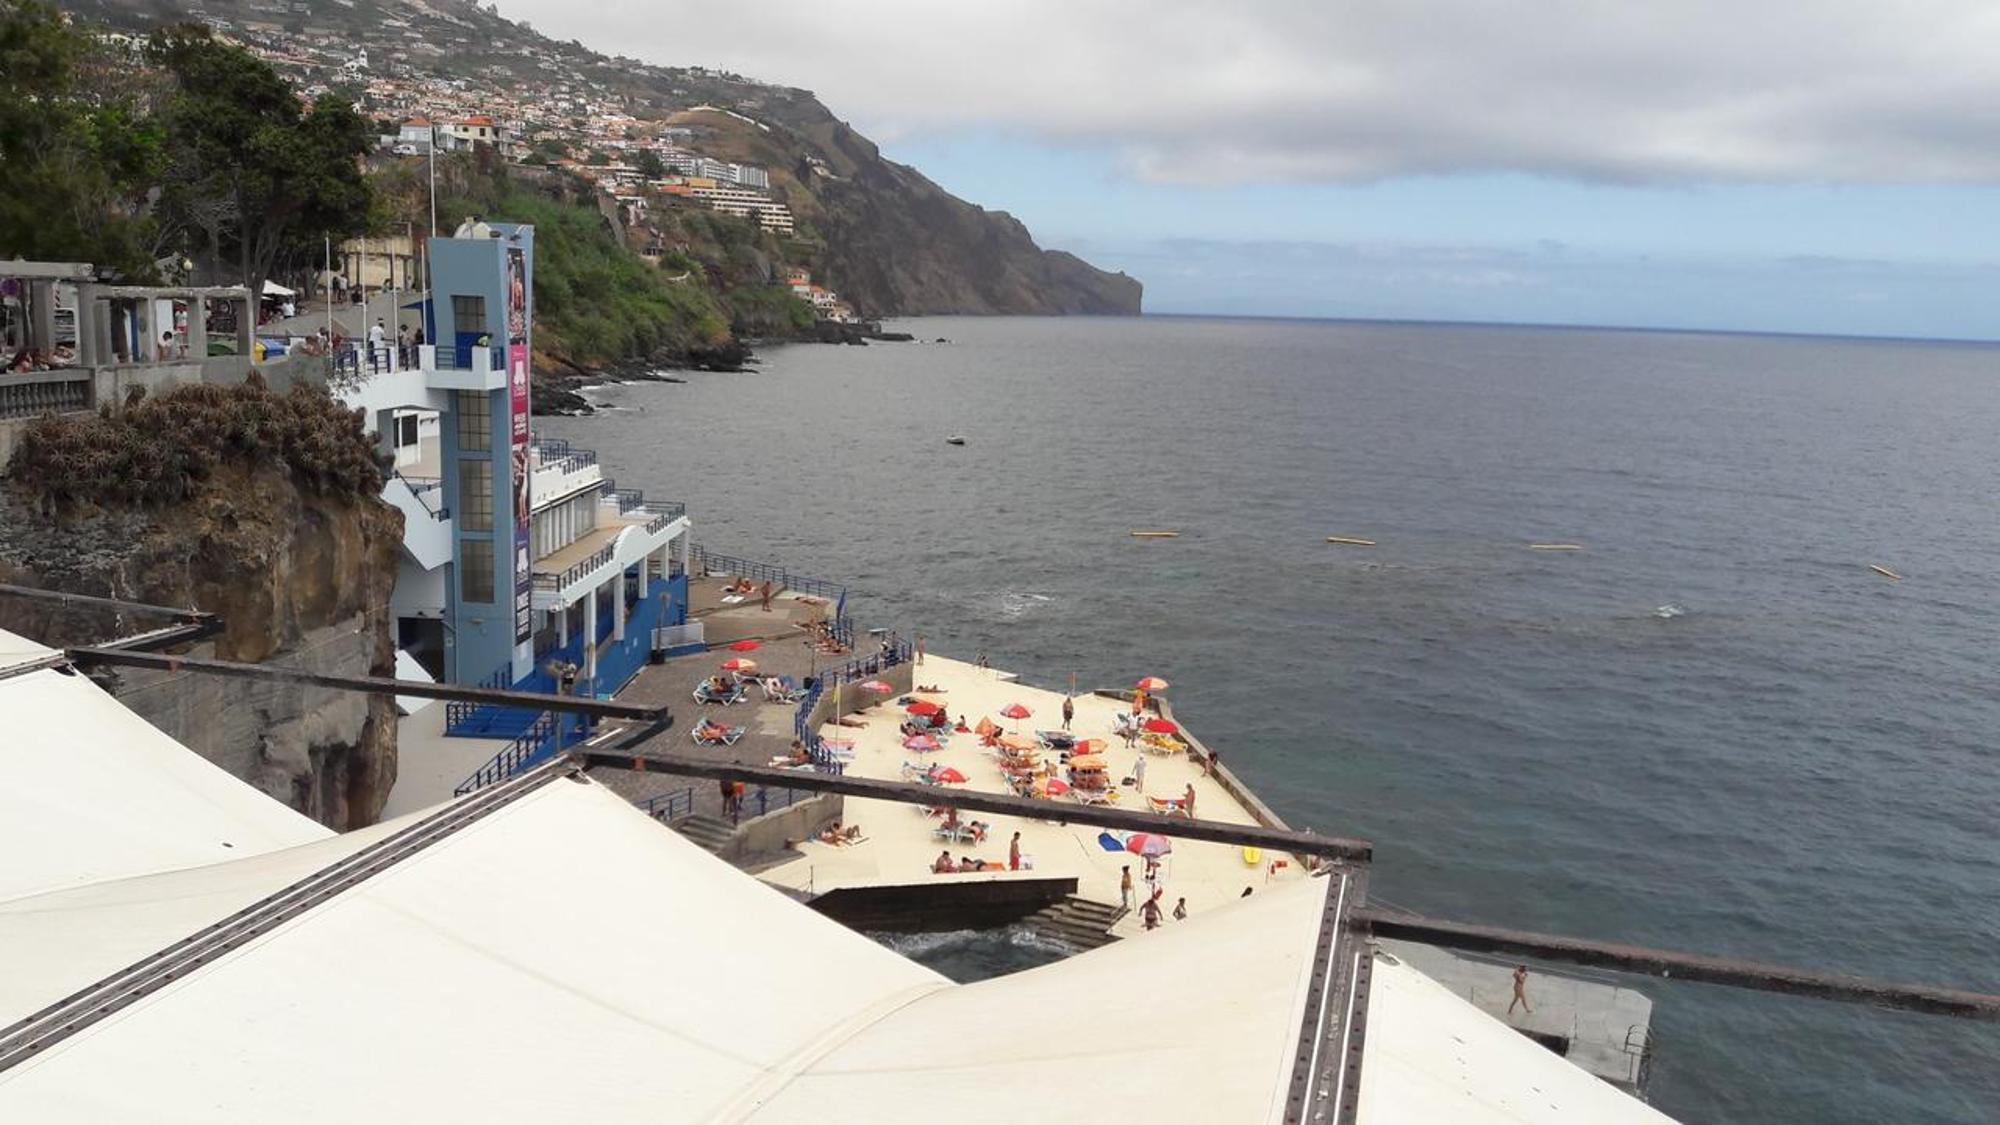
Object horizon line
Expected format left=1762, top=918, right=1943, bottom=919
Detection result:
left=1124, top=310, right=2000, bottom=348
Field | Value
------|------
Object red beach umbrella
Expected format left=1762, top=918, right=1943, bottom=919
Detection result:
left=729, top=639, right=762, bottom=652
left=934, top=767, right=968, bottom=784
left=1142, top=718, right=1178, bottom=734
left=906, top=699, right=945, bottom=716
left=1125, top=833, right=1173, bottom=857
left=858, top=679, right=893, bottom=693
left=1134, top=676, right=1170, bottom=692
left=999, top=703, right=1033, bottom=720
left=720, top=658, right=758, bottom=673
left=904, top=734, right=940, bottom=752
left=1040, top=777, right=1072, bottom=796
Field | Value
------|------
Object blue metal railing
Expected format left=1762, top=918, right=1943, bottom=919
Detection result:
left=739, top=784, right=813, bottom=820
left=454, top=712, right=558, bottom=796
left=692, top=545, right=848, bottom=606
left=792, top=632, right=913, bottom=773
left=443, top=668, right=513, bottom=733
left=640, top=787, right=694, bottom=821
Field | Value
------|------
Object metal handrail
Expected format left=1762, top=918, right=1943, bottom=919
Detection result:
left=692, top=545, right=848, bottom=605
left=454, top=711, right=556, bottom=795
left=392, top=469, right=450, bottom=520
left=533, top=540, right=618, bottom=592
left=639, top=787, right=694, bottom=821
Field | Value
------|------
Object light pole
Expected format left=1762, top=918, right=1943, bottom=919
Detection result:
left=426, top=135, right=438, bottom=239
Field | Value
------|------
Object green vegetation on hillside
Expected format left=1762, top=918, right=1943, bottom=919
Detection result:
left=438, top=176, right=733, bottom=364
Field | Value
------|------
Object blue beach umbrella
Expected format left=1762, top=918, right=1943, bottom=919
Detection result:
left=1096, top=831, right=1125, bottom=852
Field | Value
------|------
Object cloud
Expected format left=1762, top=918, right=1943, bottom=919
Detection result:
left=500, top=0, right=2000, bottom=185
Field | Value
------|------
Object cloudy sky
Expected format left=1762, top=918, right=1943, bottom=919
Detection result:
left=499, top=0, right=2000, bottom=338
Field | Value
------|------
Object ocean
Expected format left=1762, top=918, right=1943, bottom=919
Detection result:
left=540, top=315, right=2000, bottom=1124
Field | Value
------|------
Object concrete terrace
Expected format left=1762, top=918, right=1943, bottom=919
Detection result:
left=757, top=654, right=1312, bottom=937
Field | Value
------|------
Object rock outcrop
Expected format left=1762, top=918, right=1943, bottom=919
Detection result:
left=0, top=463, right=403, bottom=829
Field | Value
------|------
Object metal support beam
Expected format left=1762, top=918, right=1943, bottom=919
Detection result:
left=67, top=647, right=669, bottom=723
left=0, top=584, right=216, bottom=625
left=575, top=751, right=1373, bottom=861
left=1356, top=909, right=2000, bottom=1021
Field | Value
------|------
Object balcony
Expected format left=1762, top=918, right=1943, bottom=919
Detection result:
left=530, top=495, right=688, bottom=610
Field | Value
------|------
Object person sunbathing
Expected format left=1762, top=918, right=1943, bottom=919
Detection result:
left=695, top=719, right=733, bottom=741
left=917, top=684, right=945, bottom=693
left=958, top=855, right=992, bottom=871
left=932, top=850, right=958, bottom=873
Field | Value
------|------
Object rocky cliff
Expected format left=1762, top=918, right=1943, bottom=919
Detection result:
left=0, top=464, right=402, bottom=829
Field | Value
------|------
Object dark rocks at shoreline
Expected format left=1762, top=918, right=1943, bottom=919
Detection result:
left=807, top=320, right=915, bottom=346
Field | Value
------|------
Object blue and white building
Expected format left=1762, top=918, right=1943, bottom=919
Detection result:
left=337, top=221, right=691, bottom=744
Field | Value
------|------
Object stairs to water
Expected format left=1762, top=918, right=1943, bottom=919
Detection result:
left=1020, top=896, right=1126, bottom=951
left=671, top=814, right=736, bottom=855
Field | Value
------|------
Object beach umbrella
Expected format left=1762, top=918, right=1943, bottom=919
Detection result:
left=906, top=699, right=945, bottom=716
left=1135, top=676, right=1170, bottom=692
left=1125, top=833, right=1173, bottom=857
left=904, top=734, right=940, bottom=752
left=1096, top=831, right=1126, bottom=852
left=998, top=734, right=1036, bottom=752
left=1142, top=718, right=1178, bottom=734
left=934, top=767, right=968, bottom=784
left=1071, top=738, right=1106, bottom=755
left=858, top=679, right=893, bottom=693
left=999, top=702, right=1033, bottom=720
left=720, top=657, right=758, bottom=673
left=728, top=639, right=762, bottom=652
left=1069, top=754, right=1107, bottom=770
left=1039, top=777, right=1071, bottom=796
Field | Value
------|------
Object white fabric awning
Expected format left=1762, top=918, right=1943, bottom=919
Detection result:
left=260, top=280, right=294, bottom=297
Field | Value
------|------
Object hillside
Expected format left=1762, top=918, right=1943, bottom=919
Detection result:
left=60, top=0, right=1143, bottom=317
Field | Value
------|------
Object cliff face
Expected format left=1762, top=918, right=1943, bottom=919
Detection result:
left=0, top=464, right=402, bottom=829
left=683, top=111, right=1144, bottom=318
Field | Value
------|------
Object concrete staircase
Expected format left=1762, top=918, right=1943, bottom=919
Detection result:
left=1019, top=896, right=1126, bottom=951
left=670, top=814, right=736, bottom=855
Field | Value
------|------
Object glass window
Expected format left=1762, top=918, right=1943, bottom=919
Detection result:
left=451, top=294, right=487, bottom=334
left=455, top=391, right=489, bottom=452
left=459, top=459, right=492, bottom=531
left=460, top=539, right=494, bottom=603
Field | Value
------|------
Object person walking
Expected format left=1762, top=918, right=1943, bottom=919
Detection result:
left=1119, top=865, right=1133, bottom=910
left=1061, top=694, right=1074, bottom=731
left=1139, top=890, right=1163, bottom=931
left=1008, top=831, right=1021, bottom=871
left=1509, top=965, right=1533, bottom=1015
left=368, top=318, right=386, bottom=363
left=1132, top=754, right=1147, bottom=794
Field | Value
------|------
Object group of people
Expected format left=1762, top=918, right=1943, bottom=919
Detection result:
left=5, top=346, right=74, bottom=372
left=1120, top=864, right=1190, bottom=931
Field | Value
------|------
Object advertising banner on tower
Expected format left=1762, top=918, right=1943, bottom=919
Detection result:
left=508, top=246, right=532, bottom=645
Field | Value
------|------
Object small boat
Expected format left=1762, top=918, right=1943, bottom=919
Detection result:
left=1130, top=530, right=1179, bottom=539
left=945, top=436, right=966, bottom=446
left=1325, top=536, right=1376, bottom=547
left=1528, top=543, right=1584, bottom=551
left=1870, top=564, right=1902, bottom=581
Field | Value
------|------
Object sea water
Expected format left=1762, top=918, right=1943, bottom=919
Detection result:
left=542, top=315, right=2000, bottom=1124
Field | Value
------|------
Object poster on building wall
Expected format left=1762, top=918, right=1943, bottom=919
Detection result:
left=508, top=248, right=533, bottom=645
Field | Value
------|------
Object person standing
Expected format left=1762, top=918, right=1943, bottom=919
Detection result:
left=759, top=579, right=773, bottom=611
left=1172, top=897, right=1188, bottom=921
left=1183, top=782, right=1197, bottom=820
left=1008, top=831, right=1021, bottom=871
left=1509, top=965, right=1533, bottom=1015
left=915, top=634, right=925, bottom=666
left=1119, top=865, right=1133, bottom=910
left=1139, top=890, right=1163, bottom=931
left=1132, top=754, right=1147, bottom=794
left=1061, top=694, right=1074, bottom=731
left=368, top=318, right=386, bottom=355
left=1204, top=748, right=1221, bottom=778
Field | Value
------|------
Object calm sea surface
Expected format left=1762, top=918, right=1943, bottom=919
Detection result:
left=542, top=316, right=2000, bottom=1124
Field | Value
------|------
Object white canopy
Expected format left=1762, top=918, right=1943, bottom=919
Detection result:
left=260, top=279, right=294, bottom=297
left=0, top=629, right=327, bottom=904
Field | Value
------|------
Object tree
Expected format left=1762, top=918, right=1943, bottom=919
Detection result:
left=0, top=0, right=163, bottom=275
left=633, top=148, right=666, bottom=179
left=148, top=24, right=373, bottom=297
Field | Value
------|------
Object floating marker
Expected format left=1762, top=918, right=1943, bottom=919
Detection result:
left=1130, top=530, right=1180, bottom=539
left=1325, top=536, right=1377, bottom=547
left=1528, top=543, right=1584, bottom=551
left=1870, top=564, right=1902, bottom=581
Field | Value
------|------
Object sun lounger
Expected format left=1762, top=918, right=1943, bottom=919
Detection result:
left=1072, top=788, right=1115, bottom=806
left=692, top=722, right=746, bottom=747
left=694, top=682, right=747, bottom=706
left=1035, top=730, right=1076, bottom=749
left=1147, top=795, right=1189, bottom=815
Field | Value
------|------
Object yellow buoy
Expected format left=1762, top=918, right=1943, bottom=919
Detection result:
left=1528, top=543, right=1584, bottom=551
left=1130, top=530, right=1180, bottom=538
left=1325, top=536, right=1376, bottom=547
left=1241, top=846, right=1263, bottom=866
left=1870, top=564, right=1902, bottom=581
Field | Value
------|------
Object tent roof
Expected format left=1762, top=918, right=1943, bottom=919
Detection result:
left=260, top=279, right=294, bottom=296
left=0, top=629, right=327, bottom=905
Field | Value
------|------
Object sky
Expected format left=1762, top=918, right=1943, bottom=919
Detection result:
left=499, top=0, right=2000, bottom=338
